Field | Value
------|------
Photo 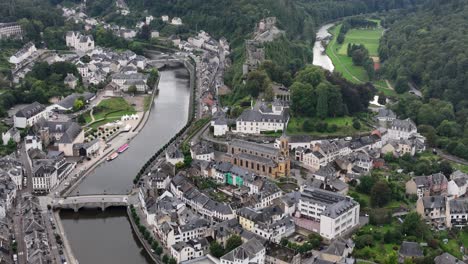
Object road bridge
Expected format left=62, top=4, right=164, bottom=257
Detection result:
left=51, top=194, right=129, bottom=212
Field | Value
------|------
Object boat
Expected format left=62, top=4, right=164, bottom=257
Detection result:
left=117, top=143, right=129, bottom=153
left=107, top=152, right=118, bottom=161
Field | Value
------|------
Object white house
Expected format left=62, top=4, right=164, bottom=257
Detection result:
left=66, top=31, right=95, bottom=52
left=111, top=73, right=148, bottom=92
left=220, top=238, right=265, bottom=264
left=448, top=171, right=467, bottom=198
left=2, top=127, right=20, bottom=145
left=9, top=42, right=37, bottom=65
left=388, top=118, right=417, bottom=140
left=32, top=162, right=58, bottom=194
left=212, top=117, right=229, bottom=136
left=171, top=17, right=183, bottom=25
left=25, top=135, right=42, bottom=151
left=190, top=142, right=214, bottom=161
left=171, top=239, right=207, bottom=263
left=235, top=101, right=288, bottom=134
left=161, top=15, right=169, bottom=22
left=14, top=102, right=50, bottom=129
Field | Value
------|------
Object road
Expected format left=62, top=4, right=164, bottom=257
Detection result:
left=12, top=200, right=27, bottom=264
left=436, top=148, right=468, bottom=166
left=18, top=143, right=33, bottom=192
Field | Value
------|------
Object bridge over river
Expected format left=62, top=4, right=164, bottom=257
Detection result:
left=51, top=194, right=132, bottom=212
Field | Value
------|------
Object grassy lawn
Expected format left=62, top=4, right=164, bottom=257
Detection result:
left=85, top=98, right=136, bottom=127
left=286, top=116, right=372, bottom=137
left=372, top=79, right=397, bottom=97
left=326, top=20, right=395, bottom=99
left=337, top=27, right=384, bottom=56
left=326, top=25, right=369, bottom=83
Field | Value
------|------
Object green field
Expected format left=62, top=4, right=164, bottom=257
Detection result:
left=326, top=22, right=396, bottom=96
left=326, top=24, right=370, bottom=83
left=337, top=27, right=383, bottom=56
left=85, top=97, right=136, bottom=128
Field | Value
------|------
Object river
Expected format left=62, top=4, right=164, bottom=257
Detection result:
left=60, top=208, right=153, bottom=264
left=312, top=23, right=335, bottom=72
left=72, top=67, right=191, bottom=195
left=61, top=66, right=191, bottom=264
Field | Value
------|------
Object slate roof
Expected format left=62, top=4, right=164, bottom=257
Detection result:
left=377, top=108, right=396, bottom=119
left=221, top=238, right=264, bottom=262
left=434, top=252, right=463, bottom=264
left=392, top=118, right=417, bottom=131
left=449, top=198, right=468, bottom=214
left=399, top=241, right=423, bottom=257
left=56, top=92, right=95, bottom=109
left=237, top=108, right=287, bottom=123
left=15, top=102, right=45, bottom=118
left=422, top=196, right=446, bottom=209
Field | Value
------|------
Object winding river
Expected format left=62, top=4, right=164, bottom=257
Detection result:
left=60, top=66, right=191, bottom=264
left=312, top=23, right=335, bottom=72
left=72, top=67, right=191, bottom=195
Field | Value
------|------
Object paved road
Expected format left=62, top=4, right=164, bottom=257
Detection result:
left=18, top=143, right=33, bottom=192
left=436, top=148, right=468, bottom=166
left=13, top=200, right=27, bottom=264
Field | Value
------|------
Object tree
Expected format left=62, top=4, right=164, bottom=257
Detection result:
left=302, top=119, right=314, bottom=132
left=155, top=246, right=163, bottom=255
left=245, top=70, right=270, bottom=98
left=356, top=176, right=376, bottom=194
left=77, top=114, right=86, bottom=124
left=316, top=83, right=329, bottom=119
left=73, top=99, right=84, bottom=111
left=162, top=254, right=169, bottom=264
left=139, top=24, right=151, bottom=40
left=225, top=235, right=242, bottom=253
left=352, top=120, right=361, bottom=130
left=168, top=258, right=177, bottom=264
left=402, top=212, right=427, bottom=238
left=128, top=85, right=138, bottom=94
left=209, top=241, right=225, bottom=258
left=378, top=92, right=387, bottom=105
left=147, top=69, right=159, bottom=89
left=370, top=181, right=391, bottom=207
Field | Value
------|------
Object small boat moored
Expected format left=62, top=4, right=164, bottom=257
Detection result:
left=117, top=143, right=129, bottom=153
left=107, top=152, right=119, bottom=161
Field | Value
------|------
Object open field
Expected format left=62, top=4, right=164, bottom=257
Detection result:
left=326, top=22, right=395, bottom=96
left=85, top=97, right=136, bottom=127
left=337, top=27, right=384, bottom=56
left=326, top=25, right=369, bottom=83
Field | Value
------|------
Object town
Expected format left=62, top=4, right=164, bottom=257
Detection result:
left=0, top=1, right=467, bottom=264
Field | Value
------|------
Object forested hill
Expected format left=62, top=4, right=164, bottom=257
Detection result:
left=123, top=0, right=422, bottom=45
left=380, top=0, right=468, bottom=105
left=380, top=0, right=468, bottom=160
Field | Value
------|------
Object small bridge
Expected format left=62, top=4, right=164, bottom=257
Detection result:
left=51, top=195, right=129, bottom=212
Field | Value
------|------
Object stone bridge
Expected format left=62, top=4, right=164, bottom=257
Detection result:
left=51, top=195, right=129, bottom=212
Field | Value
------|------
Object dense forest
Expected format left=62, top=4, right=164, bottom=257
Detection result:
left=380, top=0, right=468, bottom=159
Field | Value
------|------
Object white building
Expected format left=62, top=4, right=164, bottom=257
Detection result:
left=190, top=142, right=214, bottom=161
left=162, top=15, right=169, bottom=22
left=32, top=162, right=58, bottom=194
left=388, top=118, right=417, bottom=140
left=111, top=73, right=148, bottom=92
left=220, top=238, right=265, bottom=264
left=171, top=239, right=207, bottom=263
left=14, top=102, right=50, bottom=129
left=145, top=16, right=154, bottom=25
left=2, top=127, right=20, bottom=145
left=235, top=102, right=288, bottom=134
left=448, top=171, right=467, bottom=198
left=0, top=22, right=23, bottom=40
left=66, top=31, right=95, bottom=52
left=9, top=42, right=37, bottom=65
left=446, top=198, right=468, bottom=228
left=297, top=188, right=360, bottom=240
left=25, top=135, right=42, bottom=151
left=171, top=17, right=183, bottom=25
